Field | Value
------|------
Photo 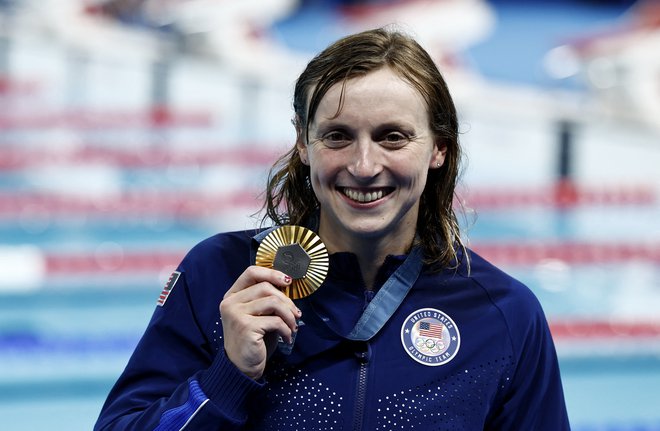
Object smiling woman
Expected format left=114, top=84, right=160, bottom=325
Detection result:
left=298, top=67, right=445, bottom=285
left=94, top=27, right=570, bottom=431
left=267, top=28, right=464, bottom=276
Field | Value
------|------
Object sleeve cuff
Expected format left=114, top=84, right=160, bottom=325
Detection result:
left=198, top=349, right=265, bottom=408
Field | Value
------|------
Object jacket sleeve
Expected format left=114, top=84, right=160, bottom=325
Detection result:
left=94, top=268, right=264, bottom=431
left=487, top=286, right=571, bottom=431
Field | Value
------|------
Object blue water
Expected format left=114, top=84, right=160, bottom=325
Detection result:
left=2, top=199, right=659, bottom=429
left=1, top=273, right=659, bottom=430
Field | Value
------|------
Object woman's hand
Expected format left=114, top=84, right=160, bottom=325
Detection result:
left=220, top=266, right=301, bottom=380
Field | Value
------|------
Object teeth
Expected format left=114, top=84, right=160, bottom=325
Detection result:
left=344, top=189, right=385, bottom=203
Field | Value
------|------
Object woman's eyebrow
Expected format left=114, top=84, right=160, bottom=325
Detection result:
left=312, top=120, right=353, bottom=133
left=372, top=122, right=416, bottom=134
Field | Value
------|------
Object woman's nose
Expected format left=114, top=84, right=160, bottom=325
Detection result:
left=347, top=139, right=382, bottom=179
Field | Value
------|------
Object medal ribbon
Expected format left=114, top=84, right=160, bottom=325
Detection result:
left=345, top=245, right=424, bottom=341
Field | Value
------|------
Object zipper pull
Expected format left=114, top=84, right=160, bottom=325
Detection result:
left=353, top=342, right=371, bottom=364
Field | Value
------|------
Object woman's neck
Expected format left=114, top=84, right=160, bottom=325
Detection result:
left=322, top=233, right=414, bottom=291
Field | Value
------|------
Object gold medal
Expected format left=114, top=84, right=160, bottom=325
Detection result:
left=256, top=225, right=329, bottom=299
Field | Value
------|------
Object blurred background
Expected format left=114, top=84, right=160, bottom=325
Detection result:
left=1, top=0, right=659, bottom=429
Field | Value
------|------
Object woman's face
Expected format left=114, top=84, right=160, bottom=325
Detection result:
left=298, top=67, right=446, bottom=252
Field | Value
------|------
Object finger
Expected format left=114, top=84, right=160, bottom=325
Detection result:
left=255, top=315, right=297, bottom=344
left=225, top=277, right=301, bottom=318
left=226, top=281, right=289, bottom=304
left=229, top=314, right=295, bottom=345
left=224, top=286, right=299, bottom=333
left=226, top=266, right=292, bottom=296
left=243, top=295, right=299, bottom=334
left=220, top=284, right=302, bottom=336
left=221, top=300, right=296, bottom=344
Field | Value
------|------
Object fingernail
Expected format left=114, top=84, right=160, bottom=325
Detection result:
left=283, top=275, right=292, bottom=284
left=296, top=308, right=302, bottom=316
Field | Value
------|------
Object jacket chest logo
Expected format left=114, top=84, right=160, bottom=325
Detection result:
left=400, top=308, right=460, bottom=366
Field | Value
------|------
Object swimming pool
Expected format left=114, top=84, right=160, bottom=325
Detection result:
left=1, top=193, right=659, bottom=430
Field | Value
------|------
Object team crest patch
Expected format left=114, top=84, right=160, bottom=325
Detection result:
left=157, top=271, right=181, bottom=306
left=401, top=308, right=460, bottom=366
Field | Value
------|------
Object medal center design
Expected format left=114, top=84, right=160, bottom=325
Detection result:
left=273, top=243, right=311, bottom=279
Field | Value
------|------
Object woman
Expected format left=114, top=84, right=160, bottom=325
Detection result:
left=95, top=28, right=570, bottom=430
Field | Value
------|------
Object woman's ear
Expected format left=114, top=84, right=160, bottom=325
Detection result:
left=294, top=117, right=309, bottom=165
left=430, top=143, right=448, bottom=169
left=298, top=144, right=309, bottom=166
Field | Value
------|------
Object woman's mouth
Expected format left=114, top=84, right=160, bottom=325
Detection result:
left=340, top=187, right=393, bottom=203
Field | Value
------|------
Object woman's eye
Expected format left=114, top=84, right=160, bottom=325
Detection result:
left=381, top=132, right=409, bottom=147
left=323, top=132, right=351, bottom=146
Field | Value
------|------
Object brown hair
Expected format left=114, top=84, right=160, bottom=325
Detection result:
left=262, top=27, right=465, bottom=270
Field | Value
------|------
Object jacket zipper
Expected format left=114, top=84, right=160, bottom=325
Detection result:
left=353, top=290, right=374, bottom=431
left=352, top=344, right=370, bottom=431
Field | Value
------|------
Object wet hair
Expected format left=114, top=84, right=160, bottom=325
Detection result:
left=262, top=27, right=465, bottom=270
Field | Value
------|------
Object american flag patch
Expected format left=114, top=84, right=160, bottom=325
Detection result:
left=157, top=271, right=181, bottom=306
left=418, top=321, right=444, bottom=339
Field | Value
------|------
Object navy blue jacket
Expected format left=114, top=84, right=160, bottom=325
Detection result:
left=95, top=229, right=570, bottom=430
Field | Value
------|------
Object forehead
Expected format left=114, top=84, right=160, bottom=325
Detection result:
left=312, top=67, right=429, bottom=125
